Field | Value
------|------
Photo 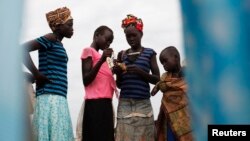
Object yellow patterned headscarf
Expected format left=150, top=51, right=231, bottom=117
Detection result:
left=46, top=7, right=72, bottom=30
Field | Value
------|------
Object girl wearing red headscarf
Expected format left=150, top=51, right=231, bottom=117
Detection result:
left=113, top=14, right=160, bottom=141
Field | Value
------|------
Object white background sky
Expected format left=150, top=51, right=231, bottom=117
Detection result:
left=21, top=0, right=184, bottom=136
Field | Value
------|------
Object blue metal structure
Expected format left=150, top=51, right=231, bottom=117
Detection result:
left=180, top=0, right=250, bottom=140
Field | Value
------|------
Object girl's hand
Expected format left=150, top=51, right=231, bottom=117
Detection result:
left=151, top=85, right=159, bottom=96
left=101, top=48, right=113, bottom=62
left=113, top=60, right=126, bottom=75
left=112, top=66, right=123, bottom=75
left=35, top=73, right=51, bottom=88
left=158, top=81, right=169, bottom=93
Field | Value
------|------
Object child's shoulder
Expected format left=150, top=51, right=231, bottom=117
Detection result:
left=42, top=33, right=57, bottom=42
left=81, top=47, right=98, bottom=58
left=143, top=47, right=154, bottom=51
left=35, top=33, right=57, bottom=43
left=143, top=47, right=156, bottom=55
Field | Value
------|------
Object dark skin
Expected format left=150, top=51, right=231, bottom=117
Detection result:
left=153, top=48, right=191, bottom=141
left=23, top=19, right=74, bottom=88
left=81, top=29, right=114, bottom=86
left=114, top=25, right=160, bottom=88
left=159, top=49, right=181, bottom=77
left=151, top=47, right=181, bottom=96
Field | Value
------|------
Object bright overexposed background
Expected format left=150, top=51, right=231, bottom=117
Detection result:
left=21, top=0, right=184, bottom=136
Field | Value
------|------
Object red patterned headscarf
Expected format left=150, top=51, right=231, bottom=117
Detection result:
left=121, top=14, right=143, bottom=32
left=46, top=7, right=72, bottom=31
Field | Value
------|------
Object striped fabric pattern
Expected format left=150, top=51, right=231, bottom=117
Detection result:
left=36, top=36, right=68, bottom=97
left=120, top=47, right=156, bottom=99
